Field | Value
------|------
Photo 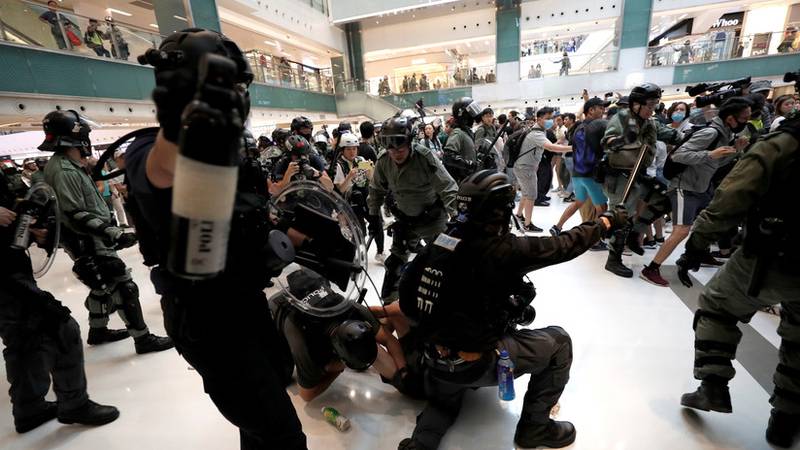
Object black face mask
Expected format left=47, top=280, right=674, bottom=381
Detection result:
left=730, top=120, right=748, bottom=133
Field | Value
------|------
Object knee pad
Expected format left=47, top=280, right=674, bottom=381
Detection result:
left=98, top=257, right=129, bottom=280
left=693, top=309, right=739, bottom=330
left=115, top=280, right=139, bottom=303
left=72, top=257, right=107, bottom=290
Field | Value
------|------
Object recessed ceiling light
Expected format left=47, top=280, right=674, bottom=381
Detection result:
left=173, top=14, right=188, bottom=21
left=264, top=40, right=278, bottom=46
left=149, top=23, right=159, bottom=29
left=107, top=8, right=132, bottom=16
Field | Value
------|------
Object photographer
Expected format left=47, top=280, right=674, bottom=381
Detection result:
left=273, top=135, right=333, bottom=192
left=640, top=97, right=751, bottom=286
left=127, top=29, right=307, bottom=449
left=367, top=116, right=458, bottom=304
left=396, top=170, right=627, bottom=450
left=676, top=96, right=800, bottom=449
left=0, top=172, right=119, bottom=433
left=39, top=110, right=173, bottom=354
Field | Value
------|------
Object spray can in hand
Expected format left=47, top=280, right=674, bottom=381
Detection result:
left=321, top=406, right=350, bottom=431
left=497, top=349, right=516, bottom=401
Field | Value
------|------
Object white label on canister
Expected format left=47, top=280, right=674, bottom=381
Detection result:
left=11, top=214, right=33, bottom=249
left=172, top=155, right=238, bottom=221
left=184, top=218, right=230, bottom=274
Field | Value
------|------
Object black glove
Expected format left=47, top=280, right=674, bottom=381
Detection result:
left=600, top=206, right=628, bottom=236
left=676, top=235, right=706, bottom=288
left=152, top=66, right=197, bottom=143
left=114, top=232, right=138, bottom=250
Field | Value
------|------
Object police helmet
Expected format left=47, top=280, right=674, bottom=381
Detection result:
left=455, top=170, right=516, bottom=227
left=331, top=320, right=377, bottom=371
left=291, top=116, right=313, bottom=135
left=337, top=121, right=352, bottom=134
left=285, top=135, right=312, bottom=156
left=23, top=158, right=36, bottom=167
left=339, top=133, right=359, bottom=148
left=257, top=134, right=272, bottom=149
left=378, top=116, right=413, bottom=149
left=242, top=129, right=258, bottom=152
left=628, top=83, right=662, bottom=106
left=38, top=110, right=93, bottom=152
left=452, top=97, right=483, bottom=126
left=271, top=127, right=289, bottom=145
left=35, top=157, right=49, bottom=170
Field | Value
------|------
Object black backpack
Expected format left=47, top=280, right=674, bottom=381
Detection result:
left=662, top=125, right=722, bottom=180
left=503, top=127, right=533, bottom=169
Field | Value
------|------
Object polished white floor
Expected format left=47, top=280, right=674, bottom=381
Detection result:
left=1, top=197, right=794, bottom=450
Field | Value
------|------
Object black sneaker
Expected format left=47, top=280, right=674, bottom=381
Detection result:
left=710, top=250, right=732, bottom=259
left=700, top=254, right=724, bottom=267
left=15, top=401, right=57, bottom=433
left=766, top=409, right=800, bottom=448
left=87, top=327, right=131, bottom=346
left=134, top=334, right=175, bottom=354
left=626, top=231, right=645, bottom=256
left=524, top=223, right=543, bottom=233
left=549, top=225, right=561, bottom=237
left=534, top=200, right=550, bottom=207
left=654, top=236, right=665, bottom=244
left=514, top=419, right=576, bottom=449
left=642, top=239, right=657, bottom=249
left=590, top=241, right=608, bottom=251
left=515, top=213, right=525, bottom=221
left=563, top=193, right=575, bottom=203
left=58, top=400, right=120, bottom=427
left=680, top=382, right=732, bottom=413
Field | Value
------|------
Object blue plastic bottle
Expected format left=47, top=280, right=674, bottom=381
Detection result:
left=497, top=349, right=516, bottom=401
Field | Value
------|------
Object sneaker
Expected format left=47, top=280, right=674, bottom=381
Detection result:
left=766, top=409, right=800, bottom=448
left=58, top=400, right=119, bottom=427
left=654, top=236, right=665, bottom=244
left=681, top=382, right=732, bottom=413
left=15, top=401, right=57, bottom=433
left=622, top=247, right=633, bottom=256
left=589, top=241, right=608, bottom=251
left=557, top=190, right=570, bottom=198
left=549, top=225, right=561, bottom=237
left=642, top=239, right=657, bottom=249
left=514, top=419, right=576, bottom=449
left=534, top=200, right=550, bottom=207
left=134, top=334, right=175, bottom=354
left=515, top=213, right=525, bottom=221
left=87, top=327, right=131, bottom=346
left=524, top=223, right=543, bottom=233
left=563, top=193, right=575, bottom=203
left=551, top=187, right=563, bottom=193
left=374, top=253, right=385, bottom=265
left=640, top=265, right=669, bottom=287
left=700, top=254, right=724, bottom=267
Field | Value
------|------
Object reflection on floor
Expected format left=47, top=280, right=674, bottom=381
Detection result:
left=0, top=197, right=794, bottom=450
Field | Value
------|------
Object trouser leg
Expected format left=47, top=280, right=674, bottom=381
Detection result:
left=112, top=278, right=149, bottom=338
left=383, top=214, right=446, bottom=302
left=773, top=296, right=800, bottom=414
left=1, top=329, right=52, bottom=420
left=504, top=327, right=573, bottom=423
left=49, top=318, right=89, bottom=413
left=366, top=213, right=385, bottom=254
left=410, top=377, right=466, bottom=450
left=85, top=292, right=111, bottom=330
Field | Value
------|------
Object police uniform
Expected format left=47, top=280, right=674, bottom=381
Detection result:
left=398, top=212, right=608, bottom=450
left=473, top=122, right=497, bottom=145
left=367, top=143, right=458, bottom=302
left=43, top=152, right=153, bottom=339
left=680, top=122, right=800, bottom=445
left=443, top=127, right=476, bottom=179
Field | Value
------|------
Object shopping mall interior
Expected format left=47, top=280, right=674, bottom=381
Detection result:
left=1, top=0, right=800, bottom=449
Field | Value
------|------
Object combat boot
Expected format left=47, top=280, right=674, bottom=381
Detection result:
left=626, top=230, right=645, bottom=255
left=15, top=401, right=57, bottom=433
left=766, top=409, right=800, bottom=448
left=58, top=400, right=119, bottom=426
left=680, top=381, right=732, bottom=413
left=134, top=333, right=174, bottom=354
left=514, top=419, right=576, bottom=449
left=87, top=327, right=130, bottom=345
left=605, top=253, right=633, bottom=278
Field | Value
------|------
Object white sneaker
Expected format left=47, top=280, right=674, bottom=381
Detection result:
left=374, top=253, right=385, bottom=265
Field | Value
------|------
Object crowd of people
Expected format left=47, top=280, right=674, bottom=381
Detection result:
left=521, top=35, right=586, bottom=57
left=378, top=68, right=497, bottom=96
left=1, top=27, right=799, bottom=450
left=38, top=1, right=130, bottom=60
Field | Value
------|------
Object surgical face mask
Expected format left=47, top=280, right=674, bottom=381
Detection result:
left=544, top=119, right=554, bottom=129
left=671, top=111, right=685, bottom=122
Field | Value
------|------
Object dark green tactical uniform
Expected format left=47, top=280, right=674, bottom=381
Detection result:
left=686, top=127, right=800, bottom=415
left=473, top=123, right=497, bottom=146
left=368, top=143, right=458, bottom=302
left=443, top=127, right=476, bottom=180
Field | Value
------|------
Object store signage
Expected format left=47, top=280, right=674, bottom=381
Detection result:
left=710, top=12, right=744, bottom=29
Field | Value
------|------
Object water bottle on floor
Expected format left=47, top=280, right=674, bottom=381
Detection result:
left=497, top=349, right=515, bottom=401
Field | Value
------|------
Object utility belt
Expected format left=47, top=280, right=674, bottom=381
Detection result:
left=422, top=344, right=494, bottom=383
left=390, top=199, right=445, bottom=227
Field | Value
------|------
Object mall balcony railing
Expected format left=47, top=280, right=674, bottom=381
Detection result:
left=522, top=49, right=619, bottom=79
left=365, top=65, right=498, bottom=98
left=245, top=52, right=334, bottom=94
left=0, top=0, right=162, bottom=63
left=646, top=30, right=800, bottom=67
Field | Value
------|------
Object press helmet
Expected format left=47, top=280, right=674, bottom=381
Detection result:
left=271, top=127, right=290, bottom=145
left=38, top=110, right=93, bottom=154
left=285, top=135, right=312, bottom=156
left=291, top=116, right=314, bottom=140
left=339, top=133, right=359, bottom=148
left=455, top=170, right=516, bottom=230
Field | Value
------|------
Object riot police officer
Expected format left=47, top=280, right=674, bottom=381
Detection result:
left=39, top=110, right=173, bottom=354
left=396, top=170, right=627, bottom=450
left=367, top=116, right=458, bottom=303
left=0, top=170, right=119, bottom=433
left=128, top=28, right=307, bottom=449
left=261, top=128, right=288, bottom=179
left=676, top=111, right=800, bottom=448
left=443, top=97, right=483, bottom=180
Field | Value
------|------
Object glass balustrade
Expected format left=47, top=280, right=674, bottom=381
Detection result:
left=0, top=0, right=161, bottom=62
left=521, top=49, right=619, bottom=79
left=359, top=65, right=499, bottom=97
left=646, top=30, right=800, bottom=67
left=244, top=50, right=334, bottom=94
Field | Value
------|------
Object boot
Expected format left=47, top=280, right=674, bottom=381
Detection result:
left=398, top=438, right=430, bottom=450
left=87, top=327, right=130, bottom=345
left=766, top=409, right=800, bottom=448
left=626, top=230, right=645, bottom=256
left=15, top=401, right=57, bottom=433
left=605, top=253, right=633, bottom=278
left=58, top=400, right=119, bottom=426
left=134, top=333, right=174, bottom=354
left=680, top=381, right=732, bottom=413
left=514, top=419, right=576, bottom=449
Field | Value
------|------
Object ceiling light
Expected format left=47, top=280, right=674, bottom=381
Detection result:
left=411, top=58, right=426, bottom=64
left=173, top=14, right=188, bottom=21
left=264, top=40, right=278, bottom=46
left=107, top=8, right=132, bottom=17
left=149, top=23, right=159, bottom=29
left=466, top=42, right=471, bottom=47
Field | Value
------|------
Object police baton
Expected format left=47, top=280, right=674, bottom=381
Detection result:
left=617, top=144, right=649, bottom=210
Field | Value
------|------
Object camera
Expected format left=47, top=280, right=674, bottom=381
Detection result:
left=292, top=156, right=319, bottom=181
left=687, top=76, right=751, bottom=108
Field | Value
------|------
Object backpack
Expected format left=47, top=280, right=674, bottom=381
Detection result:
left=662, top=125, right=722, bottom=180
left=571, top=123, right=597, bottom=176
left=503, top=127, right=533, bottom=169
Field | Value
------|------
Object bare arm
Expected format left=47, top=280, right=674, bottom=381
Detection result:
left=145, top=130, right=179, bottom=189
left=543, top=142, right=573, bottom=153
